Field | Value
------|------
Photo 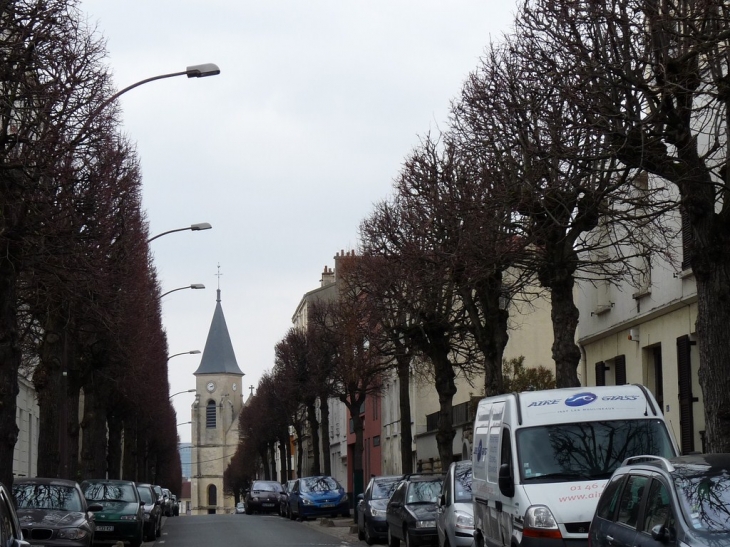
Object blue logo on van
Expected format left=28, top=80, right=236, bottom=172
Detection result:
left=565, top=392, right=597, bottom=407
left=476, top=439, right=483, bottom=462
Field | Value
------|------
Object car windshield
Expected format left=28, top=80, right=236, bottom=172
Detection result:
left=406, top=480, right=442, bottom=504
left=83, top=482, right=137, bottom=503
left=516, top=419, right=676, bottom=481
left=253, top=481, right=282, bottom=492
left=301, top=477, right=340, bottom=493
left=673, top=468, right=730, bottom=532
left=454, top=464, right=473, bottom=503
left=137, top=487, right=154, bottom=504
left=13, top=484, right=83, bottom=511
left=372, top=479, right=400, bottom=500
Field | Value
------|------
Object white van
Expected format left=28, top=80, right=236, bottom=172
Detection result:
left=471, top=385, right=679, bottom=547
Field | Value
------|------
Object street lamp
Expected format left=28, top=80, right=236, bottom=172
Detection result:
left=168, top=350, right=201, bottom=361
left=72, top=63, right=220, bottom=147
left=169, top=389, right=196, bottom=400
left=148, top=223, right=212, bottom=243
left=160, top=284, right=205, bottom=299
left=177, top=421, right=192, bottom=427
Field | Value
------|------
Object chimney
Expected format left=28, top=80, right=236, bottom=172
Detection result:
left=321, top=266, right=335, bottom=287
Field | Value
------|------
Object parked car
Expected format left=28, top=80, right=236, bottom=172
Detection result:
left=245, top=480, right=284, bottom=514
left=12, top=478, right=99, bottom=547
left=436, top=461, right=474, bottom=547
left=0, top=481, right=30, bottom=547
left=288, top=476, right=350, bottom=521
left=589, top=453, right=730, bottom=547
left=357, top=475, right=403, bottom=545
left=81, top=479, right=144, bottom=547
left=386, top=473, right=444, bottom=547
left=279, top=480, right=296, bottom=518
left=135, top=483, right=162, bottom=542
left=161, top=488, right=173, bottom=517
left=235, top=502, right=245, bottom=514
left=171, top=494, right=179, bottom=516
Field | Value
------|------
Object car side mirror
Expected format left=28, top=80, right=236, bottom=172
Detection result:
left=498, top=463, right=515, bottom=498
left=438, top=494, right=445, bottom=508
left=357, top=493, right=364, bottom=501
left=140, top=501, right=145, bottom=507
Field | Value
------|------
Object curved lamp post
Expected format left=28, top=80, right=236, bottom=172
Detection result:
left=168, top=350, right=201, bottom=361
left=148, top=223, right=212, bottom=243
left=73, top=63, right=220, bottom=146
left=177, top=421, right=192, bottom=427
left=160, top=284, right=205, bottom=299
left=169, top=389, right=196, bottom=400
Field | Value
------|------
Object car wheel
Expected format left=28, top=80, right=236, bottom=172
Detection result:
left=358, top=517, right=365, bottom=541
left=289, top=505, right=296, bottom=520
left=405, top=529, right=414, bottom=547
left=388, top=526, right=400, bottom=547
left=364, top=522, right=376, bottom=546
left=297, top=504, right=307, bottom=521
left=156, top=516, right=162, bottom=538
left=245, top=504, right=253, bottom=515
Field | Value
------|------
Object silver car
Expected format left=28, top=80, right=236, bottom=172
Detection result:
left=436, top=460, right=474, bottom=547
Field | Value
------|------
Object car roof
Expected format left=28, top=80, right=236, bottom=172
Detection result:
left=13, top=478, right=79, bottom=487
left=404, top=473, right=444, bottom=482
left=619, top=453, right=730, bottom=475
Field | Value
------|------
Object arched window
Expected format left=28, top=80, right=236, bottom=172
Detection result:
left=206, top=400, right=216, bottom=428
left=207, top=484, right=217, bottom=514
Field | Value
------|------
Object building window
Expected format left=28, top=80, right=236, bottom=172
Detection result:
left=373, top=435, right=380, bottom=447
left=349, top=418, right=354, bottom=434
left=360, top=400, right=365, bottom=415
left=206, top=400, right=217, bottom=428
left=372, top=395, right=379, bottom=420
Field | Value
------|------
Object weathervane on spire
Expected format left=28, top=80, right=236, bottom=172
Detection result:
left=215, top=263, right=222, bottom=302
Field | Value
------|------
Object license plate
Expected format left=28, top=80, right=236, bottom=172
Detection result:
left=321, top=503, right=335, bottom=508
left=96, top=526, right=114, bottom=532
left=263, top=503, right=274, bottom=507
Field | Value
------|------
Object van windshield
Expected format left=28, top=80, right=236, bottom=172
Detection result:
left=516, top=419, right=675, bottom=482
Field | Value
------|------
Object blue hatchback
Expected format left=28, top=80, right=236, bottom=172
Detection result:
left=288, top=476, right=349, bottom=520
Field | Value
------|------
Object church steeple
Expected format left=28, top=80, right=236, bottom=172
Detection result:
left=193, top=287, right=243, bottom=376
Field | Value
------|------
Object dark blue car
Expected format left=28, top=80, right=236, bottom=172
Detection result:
left=288, top=476, right=349, bottom=520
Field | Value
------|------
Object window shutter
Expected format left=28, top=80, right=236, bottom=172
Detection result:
left=615, top=355, right=627, bottom=385
left=681, top=207, right=694, bottom=271
left=653, top=346, right=664, bottom=412
left=595, top=361, right=606, bottom=386
left=677, top=335, right=694, bottom=454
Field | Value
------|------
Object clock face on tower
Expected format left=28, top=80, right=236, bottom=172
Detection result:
left=232, top=383, right=237, bottom=391
left=206, top=381, right=216, bottom=393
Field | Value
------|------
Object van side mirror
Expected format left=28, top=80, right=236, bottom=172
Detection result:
left=498, top=463, right=515, bottom=498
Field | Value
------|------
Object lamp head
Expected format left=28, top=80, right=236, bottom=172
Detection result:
left=190, top=284, right=205, bottom=290
left=190, top=222, right=212, bottom=231
left=186, top=63, right=220, bottom=78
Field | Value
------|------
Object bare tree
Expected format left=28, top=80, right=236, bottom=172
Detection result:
left=518, top=0, right=730, bottom=450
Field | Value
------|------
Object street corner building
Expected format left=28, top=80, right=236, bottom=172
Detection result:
left=190, top=288, right=244, bottom=514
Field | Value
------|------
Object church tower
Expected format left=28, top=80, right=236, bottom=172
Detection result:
left=190, top=287, right=244, bottom=514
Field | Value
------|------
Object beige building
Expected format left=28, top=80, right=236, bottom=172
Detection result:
left=190, top=288, right=244, bottom=514
left=576, top=188, right=701, bottom=454
left=14, top=375, right=40, bottom=479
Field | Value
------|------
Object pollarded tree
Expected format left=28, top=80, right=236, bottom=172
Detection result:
left=452, top=35, right=677, bottom=387
left=518, top=0, right=730, bottom=450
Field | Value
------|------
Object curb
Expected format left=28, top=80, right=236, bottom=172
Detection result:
left=302, top=516, right=359, bottom=543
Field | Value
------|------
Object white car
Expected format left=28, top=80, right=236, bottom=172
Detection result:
left=235, top=502, right=245, bottom=514
left=437, top=460, right=474, bottom=547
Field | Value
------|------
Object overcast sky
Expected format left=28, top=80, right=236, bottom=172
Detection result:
left=78, top=0, right=518, bottom=443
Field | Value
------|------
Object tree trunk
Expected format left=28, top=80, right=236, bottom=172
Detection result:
left=397, top=355, right=413, bottom=474
left=79, top=381, right=107, bottom=480
left=548, top=276, right=581, bottom=388
left=0, top=259, right=20, bottom=488
left=278, top=430, right=288, bottom=482
left=696, top=263, right=730, bottom=452
left=107, top=412, right=122, bottom=479
left=259, top=446, right=270, bottom=479
left=66, top=366, right=81, bottom=480
left=350, top=405, right=365, bottom=500
left=293, top=422, right=304, bottom=477
left=306, top=401, right=321, bottom=475
left=432, top=350, right=457, bottom=470
left=319, top=394, right=331, bottom=476
left=35, top=327, right=63, bottom=477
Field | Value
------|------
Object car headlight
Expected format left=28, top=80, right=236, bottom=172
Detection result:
left=144, top=513, right=151, bottom=520
left=119, top=515, right=138, bottom=521
left=523, top=505, right=562, bottom=540
left=302, top=498, right=314, bottom=505
left=454, top=510, right=474, bottom=529
left=57, top=528, right=88, bottom=540
left=370, top=508, right=383, bottom=518
left=341, top=493, right=348, bottom=503
left=252, top=496, right=259, bottom=502
left=416, top=520, right=436, bottom=528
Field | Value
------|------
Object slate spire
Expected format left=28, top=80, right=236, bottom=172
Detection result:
left=194, top=288, right=243, bottom=376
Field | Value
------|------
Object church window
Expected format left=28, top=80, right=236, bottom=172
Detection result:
left=206, top=400, right=217, bottom=428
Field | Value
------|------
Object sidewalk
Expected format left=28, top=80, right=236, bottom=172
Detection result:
left=302, top=516, right=360, bottom=543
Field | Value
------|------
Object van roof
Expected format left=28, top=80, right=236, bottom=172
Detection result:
left=478, top=385, right=659, bottom=427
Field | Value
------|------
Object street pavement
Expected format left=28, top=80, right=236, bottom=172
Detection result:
left=302, top=515, right=360, bottom=543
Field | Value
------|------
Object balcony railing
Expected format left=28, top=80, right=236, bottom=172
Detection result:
left=425, top=401, right=474, bottom=433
